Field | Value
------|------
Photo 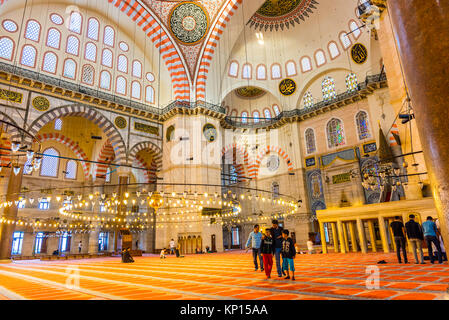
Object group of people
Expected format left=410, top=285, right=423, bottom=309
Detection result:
left=390, top=215, right=447, bottom=264
left=246, top=220, right=297, bottom=280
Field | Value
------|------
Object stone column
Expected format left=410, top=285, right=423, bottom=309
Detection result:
left=114, top=169, right=130, bottom=252
left=356, top=218, right=367, bottom=254
left=342, top=222, right=350, bottom=253
left=319, top=221, right=327, bottom=254
left=336, top=220, right=346, bottom=254
left=367, top=220, right=377, bottom=253
left=88, top=227, right=99, bottom=254
left=331, top=222, right=339, bottom=253
left=348, top=222, right=358, bottom=252
left=378, top=216, right=390, bottom=253
left=0, top=159, right=25, bottom=259
left=386, top=0, right=449, bottom=247
left=388, top=218, right=397, bottom=252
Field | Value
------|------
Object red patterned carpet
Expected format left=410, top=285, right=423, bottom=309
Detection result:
left=0, top=251, right=448, bottom=300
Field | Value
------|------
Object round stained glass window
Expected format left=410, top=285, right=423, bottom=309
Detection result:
left=50, top=14, right=63, bottom=25
left=203, top=123, right=217, bottom=142
left=2, top=20, right=18, bottom=32
left=146, top=72, right=155, bottom=82
left=119, top=41, right=129, bottom=52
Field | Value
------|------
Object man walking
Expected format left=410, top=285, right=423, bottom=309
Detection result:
left=246, top=224, right=264, bottom=272
left=78, top=241, right=82, bottom=254
left=270, top=220, right=284, bottom=277
left=390, top=216, right=408, bottom=263
left=169, top=239, right=176, bottom=255
left=422, top=216, right=443, bottom=264
left=405, top=214, right=425, bottom=264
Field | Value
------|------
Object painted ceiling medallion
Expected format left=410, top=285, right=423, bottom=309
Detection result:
left=235, top=86, right=266, bottom=99
left=169, top=1, right=209, bottom=45
left=249, top=0, right=319, bottom=32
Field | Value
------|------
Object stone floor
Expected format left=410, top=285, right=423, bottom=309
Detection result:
left=0, top=251, right=447, bottom=300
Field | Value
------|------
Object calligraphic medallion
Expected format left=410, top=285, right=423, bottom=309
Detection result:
left=279, top=78, right=297, bottom=96
left=351, top=43, right=368, bottom=64
left=169, top=2, right=209, bottom=45
left=203, top=123, right=217, bottom=142
left=32, top=96, right=50, bottom=111
left=114, top=116, right=127, bottom=129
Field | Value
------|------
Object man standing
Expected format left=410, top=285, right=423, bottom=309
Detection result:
left=405, top=214, right=425, bottom=264
left=78, top=241, right=82, bottom=254
left=422, top=216, right=443, bottom=264
left=169, top=239, right=176, bottom=255
left=246, top=224, right=263, bottom=272
left=390, top=216, right=408, bottom=263
left=270, top=220, right=284, bottom=277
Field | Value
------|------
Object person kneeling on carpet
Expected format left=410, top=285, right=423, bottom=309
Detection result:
left=160, top=248, right=167, bottom=259
left=281, top=229, right=296, bottom=281
left=122, top=248, right=134, bottom=263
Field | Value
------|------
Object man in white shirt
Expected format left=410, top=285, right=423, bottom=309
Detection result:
left=78, top=241, right=82, bottom=253
left=169, top=239, right=176, bottom=255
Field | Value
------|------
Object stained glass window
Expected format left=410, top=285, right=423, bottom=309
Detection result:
left=131, top=81, right=141, bottom=99
left=303, top=92, right=314, bottom=108
left=81, top=64, right=95, bottom=85
left=20, top=45, right=37, bottom=67
left=116, top=76, right=126, bottom=95
left=11, top=232, right=24, bottom=255
left=85, top=42, right=97, bottom=61
left=256, top=65, right=266, bottom=80
left=63, top=59, right=76, bottom=78
left=264, top=109, right=271, bottom=119
left=65, top=160, right=77, bottom=179
left=118, top=55, right=128, bottom=73
left=0, top=37, right=14, bottom=60
left=105, top=167, right=111, bottom=182
left=69, top=12, right=82, bottom=34
left=102, top=49, right=113, bottom=67
left=132, top=60, right=142, bottom=78
left=327, top=118, right=346, bottom=148
left=356, top=111, right=371, bottom=140
left=145, top=86, right=154, bottom=103
left=54, top=118, right=62, bottom=130
left=253, top=111, right=260, bottom=123
left=346, top=73, right=358, bottom=92
left=229, top=165, right=238, bottom=184
left=66, top=36, right=79, bottom=55
left=40, top=147, right=59, bottom=177
left=241, top=112, right=248, bottom=123
left=87, top=18, right=99, bottom=41
left=273, top=105, right=280, bottom=116
left=46, top=28, right=61, bottom=49
left=42, top=52, right=57, bottom=73
left=305, top=128, right=316, bottom=154
left=104, top=26, right=115, bottom=47
left=34, top=232, right=44, bottom=254
left=25, top=20, right=40, bottom=41
left=322, top=76, right=337, bottom=102
left=100, top=71, right=111, bottom=90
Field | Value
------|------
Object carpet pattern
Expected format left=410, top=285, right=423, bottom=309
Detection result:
left=0, top=251, right=448, bottom=300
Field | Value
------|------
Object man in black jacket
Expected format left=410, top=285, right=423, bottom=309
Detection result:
left=270, top=220, right=285, bottom=277
left=390, top=216, right=408, bottom=263
left=405, top=214, right=425, bottom=264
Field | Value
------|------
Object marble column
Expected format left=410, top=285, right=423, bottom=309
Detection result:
left=114, top=171, right=129, bottom=252
left=337, top=220, right=346, bottom=254
left=0, top=160, right=25, bottom=259
left=319, top=221, right=328, bottom=254
left=88, top=227, right=99, bottom=254
left=356, top=218, right=367, bottom=254
left=378, top=216, right=390, bottom=253
left=342, top=222, right=350, bottom=253
left=388, top=218, right=397, bottom=252
left=348, top=222, right=358, bottom=253
left=387, top=0, right=449, bottom=248
left=331, top=222, right=339, bottom=253
left=367, top=220, right=377, bottom=253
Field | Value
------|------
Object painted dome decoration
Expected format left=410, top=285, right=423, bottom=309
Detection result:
left=169, top=1, right=209, bottom=45
left=249, top=0, right=319, bottom=32
left=235, top=86, right=266, bottom=99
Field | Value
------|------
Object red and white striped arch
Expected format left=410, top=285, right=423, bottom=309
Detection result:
left=94, top=141, right=115, bottom=180
left=221, top=142, right=249, bottom=182
left=36, top=133, right=90, bottom=178
left=252, top=145, right=294, bottom=179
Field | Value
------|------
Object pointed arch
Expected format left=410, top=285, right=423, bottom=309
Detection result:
left=221, top=143, right=250, bottom=181
left=253, top=146, right=294, bottom=178
left=94, top=141, right=115, bottom=180
left=128, top=141, right=163, bottom=175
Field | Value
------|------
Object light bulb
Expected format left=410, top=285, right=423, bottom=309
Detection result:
left=11, top=142, right=20, bottom=152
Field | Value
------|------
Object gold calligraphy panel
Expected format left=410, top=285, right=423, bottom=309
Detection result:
left=279, top=78, right=297, bottom=96
left=351, top=43, right=368, bottom=64
left=0, top=89, right=23, bottom=103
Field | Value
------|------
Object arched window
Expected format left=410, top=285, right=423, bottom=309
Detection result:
left=273, top=104, right=280, bottom=116
left=116, top=76, right=126, bottom=95
left=40, top=147, right=59, bottom=177
left=132, top=60, right=142, bottom=78
left=0, top=37, right=14, bottom=61
left=241, top=112, right=248, bottom=123
left=104, top=26, right=115, bottom=47
left=303, top=91, right=313, bottom=108
left=256, top=65, right=266, bottom=80
left=100, top=71, right=111, bottom=90
left=54, top=118, right=62, bottom=130
left=230, top=109, right=237, bottom=117
left=253, top=111, right=260, bottom=123
left=264, top=109, right=272, bottom=119
left=65, top=160, right=77, bottom=179
left=81, top=64, right=95, bottom=85
left=272, top=182, right=280, bottom=199
left=69, top=12, right=82, bottom=34
left=42, top=52, right=57, bottom=73
left=242, top=63, right=251, bottom=79
left=101, top=49, right=113, bottom=67
left=105, top=167, right=111, bottom=183
left=85, top=42, right=97, bottom=62
left=229, top=61, right=238, bottom=77
left=63, top=59, right=77, bottom=79
left=20, top=45, right=37, bottom=67
left=300, top=56, right=312, bottom=72
left=25, top=20, right=40, bottom=41
left=118, top=55, right=128, bottom=73
left=271, top=64, right=281, bottom=79
left=322, top=76, right=337, bottom=101
left=305, top=128, right=316, bottom=154
left=356, top=111, right=371, bottom=140
left=349, top=20, right=361, bottom=39
left=340, top=32, right=352, bottom=49
left=315, top=50, right=326, bottom=67
left=46, top=28, right=61, bottom=49
left=23, top=158, right=33, bottom=175
left=286, top=61, right=297, bottom=76
left=66, top=36, right=79, bottom=55
left=327, top=118, right=346, bottom=148
left=87, top=18, right=99, bottom=41
left=345, top=73, right=358, bottom=92
left=131, top=81, right=141, bottom=99
left=328, top=42, right=340, bottom=59
left=145, top=86, right=155, bottom=103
